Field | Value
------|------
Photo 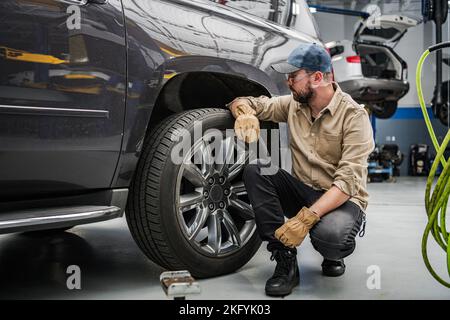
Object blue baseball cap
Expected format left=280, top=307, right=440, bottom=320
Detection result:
left=271, top=43, right=332, bottom=74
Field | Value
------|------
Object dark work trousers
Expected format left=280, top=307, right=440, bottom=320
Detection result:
left=242, top=161, right=366, bottom=260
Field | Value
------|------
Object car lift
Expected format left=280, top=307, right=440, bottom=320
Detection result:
left=423, top=0, right=449, bottom=127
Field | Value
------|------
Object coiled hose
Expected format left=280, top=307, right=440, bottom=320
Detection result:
left=416, top=41, right=450, bottom=288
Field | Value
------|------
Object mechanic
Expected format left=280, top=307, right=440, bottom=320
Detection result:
left=227, top=43, right=375, bottom=297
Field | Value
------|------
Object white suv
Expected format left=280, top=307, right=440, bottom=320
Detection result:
left=326, top=14, right=418, bottom=118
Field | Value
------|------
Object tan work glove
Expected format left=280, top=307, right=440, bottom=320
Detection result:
left=274, top=207, right=320, bottom=248
left=229, top=99, right=256, bottom=118
left=234, top=114, right=260, bottom=143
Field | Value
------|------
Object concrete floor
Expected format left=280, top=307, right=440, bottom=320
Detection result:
left=0, top=177, right=449, bottom=299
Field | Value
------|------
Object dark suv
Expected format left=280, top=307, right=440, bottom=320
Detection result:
left=0, top=0, right=321, bottom=277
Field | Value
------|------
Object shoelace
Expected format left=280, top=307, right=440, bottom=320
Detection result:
left=270, top=251, right=294, bottom=278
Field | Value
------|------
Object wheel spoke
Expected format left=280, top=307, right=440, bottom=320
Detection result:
left=230, top=181, right=246, bottom=196
left=207, top=214, right=222, bottom=254
left=200, top=140, right=214, bottom=176
left=230, top=198, right=254, bottom=220
left=179, top=191, right=203, bottom=212
left=240, top=219, right=257, bottom=243
left=227, top=142, right=248, bottom=181
left=217, top=136, right=235, bottom=176
left=228, top=160, right=246, bottom=181
left=183, top=162, right=206, bottom=187
left=222, top=210, right=241, bottom=246
left=188, top=206, right=209, bottom=241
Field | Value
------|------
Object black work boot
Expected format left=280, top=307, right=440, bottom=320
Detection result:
left=321, top=258, right=346, bottom=277
left=265, top=249, right=299, bottom=297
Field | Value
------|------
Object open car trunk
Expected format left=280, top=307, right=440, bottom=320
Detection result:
left=353, top=14, right=417, bottom=81
left=356, top=43, right=404, bottom=80
left=354, top=14, right=418, bottom=44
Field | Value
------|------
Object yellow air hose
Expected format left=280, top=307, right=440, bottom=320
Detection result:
left=416, top=41, right=450, bottom=288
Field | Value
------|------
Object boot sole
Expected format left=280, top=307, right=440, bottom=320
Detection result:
left=322, top=269, right=345, bottom=277
left=265, top=278, right=299, bottom=297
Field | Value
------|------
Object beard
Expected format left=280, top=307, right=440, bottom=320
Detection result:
left=290, top=83, right=314, bottom=104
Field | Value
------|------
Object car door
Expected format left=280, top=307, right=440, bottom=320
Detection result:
left=0, top=0, right=126, bottom=199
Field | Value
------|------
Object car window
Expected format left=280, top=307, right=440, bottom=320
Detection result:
left=210, top=0, right=290, bottom=25
left=286, top=0, right=321, bottom=39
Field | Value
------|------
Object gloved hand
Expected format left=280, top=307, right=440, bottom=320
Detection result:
left=229, top=99, right=256, bottom=118
left=274, top=207, right=320, bottom=248
left=234, top=114, right=260, bottom=143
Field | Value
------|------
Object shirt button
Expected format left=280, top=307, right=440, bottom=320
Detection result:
left=311, top=133, right=315, bottom=137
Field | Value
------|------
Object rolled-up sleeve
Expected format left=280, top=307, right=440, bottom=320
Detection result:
left=227, top=95, right=291, bottom=123
left=333, top=109, right=374, bottom=197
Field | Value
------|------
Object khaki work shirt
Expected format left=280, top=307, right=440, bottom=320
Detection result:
left=235, top=84, right=374, bottom=210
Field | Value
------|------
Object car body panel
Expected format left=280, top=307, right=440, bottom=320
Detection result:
left=328, top=40, right=363, bottom=82
left=0, top=0, right=126, bottom=199
left=340, top=78, right=409, bottom=102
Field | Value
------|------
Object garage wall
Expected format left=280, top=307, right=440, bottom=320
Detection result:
left=313, top=9, right=449, bottom=175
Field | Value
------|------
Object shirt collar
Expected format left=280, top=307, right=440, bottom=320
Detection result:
left=321, top=82, right=343, bottom=117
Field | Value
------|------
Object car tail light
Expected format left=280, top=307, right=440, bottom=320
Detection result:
left=346, top=55, right=361, bottom=63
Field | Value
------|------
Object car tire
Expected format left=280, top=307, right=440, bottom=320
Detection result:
left=126, top=108, right=262, bottom=278
left=435, top=102, right=449, bottom=126
left=371, top=101, right=398, bottom=119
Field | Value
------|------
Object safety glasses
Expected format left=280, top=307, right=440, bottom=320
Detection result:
left=285, top=71, right=311, bottom=84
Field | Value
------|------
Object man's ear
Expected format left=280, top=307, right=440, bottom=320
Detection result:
left=310, top=72, right=323, bottom=88
left=313, top=71, right=324, bottom=83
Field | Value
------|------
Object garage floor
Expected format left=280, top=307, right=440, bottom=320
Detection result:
left=0, top=177, right=449, bottom=300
